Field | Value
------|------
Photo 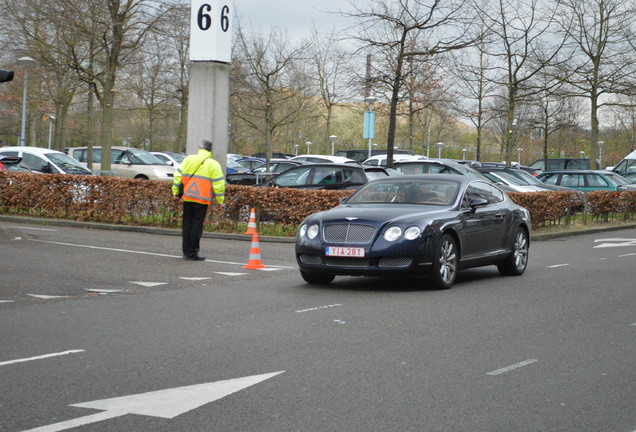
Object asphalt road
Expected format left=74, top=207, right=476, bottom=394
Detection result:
left=0, top=221, right=634, bottom=432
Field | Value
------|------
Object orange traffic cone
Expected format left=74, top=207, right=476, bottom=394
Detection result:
left=243, top=233, right=266, bottom=269
left=244, top=207, right=258, bottom=235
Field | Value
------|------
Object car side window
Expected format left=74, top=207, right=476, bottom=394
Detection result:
left=313, top=167, right=341, bottom=185
left=21, top=153, right=48, bottom=171
left=462, top=182, right=503, bottom=208
left=586, top=174, right=608, bottom=187
left=112, top=150, right=126, bottom=164
left=561, top=174, right=584, bottom=187
left=542, top=174, right=559, bottom=185
left=275, top=166, right=312, bottom=186
left=73, top=149, right=86, bottom=162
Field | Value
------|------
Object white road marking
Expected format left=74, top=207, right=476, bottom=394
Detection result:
left=27, top=294, right=70, bottom=299
left=17, top=226, right=58, bottom=231
left=29, top=239, right=294, bottom=269
left=131, top=282, right=167, bottom=287
left=618, top=252, right=636, bottom=257
left=296, top=304, right=342, bottom=313
left=213, top=272, right=247, bottom=276
left=594, top=238, right=636, bottom=248
left=487, top=359, right=538, bottom=376
left=547, top=264, right=570, bottom=268
left=630, top=323, right=636, bottom=327
left=0, top=300, right=14, bottom=303
left=179, top=277, right=211, bottom=281
left=22, top=371, right=285, bottom=432
left=85, top=289, right=123, bottom=293
left=0, top=350, right=84, bottom=367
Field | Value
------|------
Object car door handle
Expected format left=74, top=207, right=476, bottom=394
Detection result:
left=495, top=213, right=504, bottom=219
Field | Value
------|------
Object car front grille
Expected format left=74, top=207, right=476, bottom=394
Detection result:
left=323, top=223, right=376, bottom=244
left=379, top=257, right=413, bottom=268
left=324, top=257, right=371, bottom=268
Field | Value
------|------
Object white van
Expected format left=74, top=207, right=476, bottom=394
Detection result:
left=0, top=146, right=92, bottom=175
left=362, top=154, right=427, bottom=166
left=611, top=150, right=636, bottom=174
left=67, top=146, right=174, bottom=181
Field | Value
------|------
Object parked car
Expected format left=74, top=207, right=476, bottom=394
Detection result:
left=226, top=156, right=246, bottom=174
left=611, top=149, right=636, bottom=175
left=620, top=171, right=636, bottom=183
left=0, top=146, right=92, bottom=175
left=476, top=167, right=573, bottom=192
left=151, top=151, right=186, bottom=167
left=529, top=158, right=591, bottom=171
left=235, top=157, right=265, bottom=171
left=296, top=175, right=531, bottom=288
left=537, top=170, right=636, bottom=192
left=362, top=154, right=426, bottom=166
left=226, top=159, right=306, bottom=185
left=335, top=149, right=413, bottom=164
left=252, top=152, right=294, bottom=159
left=67, top=146, right=173, bottom=181
left=259, top=163, right=392, bottom=190
left=290, top=154, right=356, bottom=164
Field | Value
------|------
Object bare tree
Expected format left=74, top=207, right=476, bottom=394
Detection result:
left=345, top=0, right=477, bottom=166
left=232, top=24, right=317, bottom=168
left=555, top=0, right=636, bottom=168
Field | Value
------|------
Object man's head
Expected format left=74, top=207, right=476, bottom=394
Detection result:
left=201, top=140, right=213, bottom=152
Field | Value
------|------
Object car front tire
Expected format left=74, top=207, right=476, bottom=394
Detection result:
left=430, top=234, right=458, bottom=290
left=300, top=270, right=335, bottom=285
left=497, top=227, right=529, bottom=276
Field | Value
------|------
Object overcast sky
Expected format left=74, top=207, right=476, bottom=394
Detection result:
left=234, top=0, right=353, bottom=41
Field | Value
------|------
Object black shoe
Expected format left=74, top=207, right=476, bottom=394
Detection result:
left=183, top=255, right=206, bottom=261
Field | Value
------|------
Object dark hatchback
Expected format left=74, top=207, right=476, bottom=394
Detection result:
left=259, top=163, right=395, bottom=190
left=226, top=159, right=306, bottom=185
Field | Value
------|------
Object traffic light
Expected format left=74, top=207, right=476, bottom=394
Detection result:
left=0, top=70, right=14, bottom=83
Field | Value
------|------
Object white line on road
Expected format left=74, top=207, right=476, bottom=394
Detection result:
left=296, top=304, right=342, bottom=313
left=18, top=226, right=58, bottom=231
left=547, top=263, right=570, bottom=268
left=85, top=289, right=123, bottom=293
left=618, top=252, right=636, bottom=257
left=29, top=239, right=294, bottom=269
left=27, top=294, right=70, bottom=299
left=131, top=282, right=167, bottom=287
left=180, top=277, right=211, bottom=281
left=0, top=350, right=84, bottom=367
left=0, top=300, right=14, bottom=303
left=214, top=272, right=247, bottom=276
left=487, top=359, right=538, bottom=376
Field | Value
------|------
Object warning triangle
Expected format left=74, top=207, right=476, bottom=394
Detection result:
left=186, top=182, right=200, bottom=195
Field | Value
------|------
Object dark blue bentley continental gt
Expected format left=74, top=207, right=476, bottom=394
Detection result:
left=295, top=175, right=531, bottom=289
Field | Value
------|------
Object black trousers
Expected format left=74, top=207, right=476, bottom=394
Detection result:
left=182, top=201, right=208, bottom=258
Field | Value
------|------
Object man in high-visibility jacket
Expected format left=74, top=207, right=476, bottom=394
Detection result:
left=172, top=140, right=225, bottom=261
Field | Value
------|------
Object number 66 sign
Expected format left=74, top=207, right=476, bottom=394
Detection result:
left=190, top=0, right=233, bottom=63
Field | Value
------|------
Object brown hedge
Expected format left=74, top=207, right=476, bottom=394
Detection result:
left=1, top=172, right=635, bottom=232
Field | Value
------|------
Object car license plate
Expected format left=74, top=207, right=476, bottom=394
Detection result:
left=326, top=247, right=365, bottom=257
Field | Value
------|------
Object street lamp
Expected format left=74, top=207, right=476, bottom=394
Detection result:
left=17, top=56, right=36, bottom=147
left=517, top=148, right=523, bottom=165
left=306, top=141, right=312, bottom=154
left=597, top=141, right=604, bottom=168
left=436, top=142, right=444, bottom=158
left=364, top=95, right=377, bottom=159
left=294, top=144, right=299, bottom=156
left=580, top=150, right=584, bottom=158
left=46, top=114, right=55, bottom=149
left=329, top=135, right=337, bottom=156
left=462, top=148, right=467, bottom=160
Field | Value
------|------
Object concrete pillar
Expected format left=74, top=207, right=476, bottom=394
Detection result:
left=186, top=61, right=229, bottom=172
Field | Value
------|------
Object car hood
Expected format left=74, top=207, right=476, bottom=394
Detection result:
left=315, top=203, right=451, bottom=226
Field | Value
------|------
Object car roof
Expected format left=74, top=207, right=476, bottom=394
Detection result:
left=290, top=154, right=356, bottom=163
left=0, top=146, right=64, bottom=155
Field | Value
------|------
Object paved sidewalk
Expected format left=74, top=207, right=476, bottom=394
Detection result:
left=1, top=214, right=635, bottom=244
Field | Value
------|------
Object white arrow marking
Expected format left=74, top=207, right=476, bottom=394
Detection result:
left=214, top=272, right=247, bottom=276
left=0, top=350, right=84, bottom=367
left=179, top=277, right=211, bottom=281
left=130, top=282, right=167, bottom=287
left=23, top=371, right=285, bottom=432
left=27, top=294, right=70, bottom=299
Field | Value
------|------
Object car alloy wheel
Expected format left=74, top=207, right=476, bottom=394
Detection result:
left=497, top=227, right=529, bottom=276
left=431, top=234, right=457, bottom=289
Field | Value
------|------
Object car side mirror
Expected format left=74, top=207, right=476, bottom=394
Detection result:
left=469, top=198, right=488, bottom=210
left=40, top=164, right=53, bottom=174
left=339, top=196, right=349, bottom=204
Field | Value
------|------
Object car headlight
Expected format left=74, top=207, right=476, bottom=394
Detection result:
left=307, top=224, right=319, bottom=240
left=298, top=224, right=307, bottom=238
left=384, top=226, right=402, bottom=242
left=404, top=226, right=421, bottom=240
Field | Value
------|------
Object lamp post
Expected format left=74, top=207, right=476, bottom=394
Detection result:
left=17, top=56, right=36, bottom=147
left=462, top=148, right=467, bottom=160
left=294, top=144, right=299, bottom=156
left=306, top=141, right=312, bottom=154
left=329, top=135, right=337, bottom=156
left=517, top=148, right=523, bottom=165
left=580, top=150, right=585, bottom=158
left=364, top=95, right=377, bottom=159
left=46, top=114, right=55, bottom=149
left=436, top=142, right=444, bottom=158
left=597, top=141, right=604, bottom=168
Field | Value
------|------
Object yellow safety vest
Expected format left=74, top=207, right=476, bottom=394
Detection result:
left=172, top=149, right=225, bottom=205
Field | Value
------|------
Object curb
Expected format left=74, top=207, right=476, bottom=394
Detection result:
left=1, top=214, right=634, bottom=244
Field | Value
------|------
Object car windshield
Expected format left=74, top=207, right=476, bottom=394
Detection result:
left=364, top=169, right=389, bottom=180
left=514, top=170, right=545, bottom=185
left=604, top=172, right=630, bottom=185
left=126, top=148, right=164, bottom=165
left=166, top=152, right=186, bottom=163
left=47, top=153, right=92, bottom=174
left=490, top=171, right=528, bottom=186
left=348, top=178, right=461, bottom=205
